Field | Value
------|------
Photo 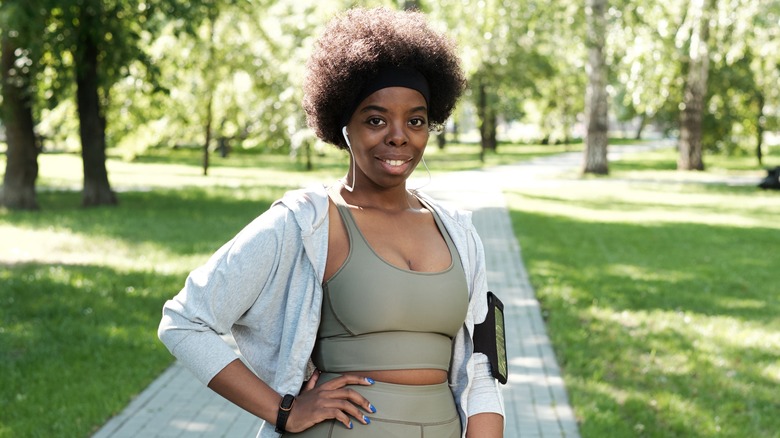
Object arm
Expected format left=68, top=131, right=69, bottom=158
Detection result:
left=160, top=200, right=371, bottom=432
left=466, top=412, right=504, bottom=437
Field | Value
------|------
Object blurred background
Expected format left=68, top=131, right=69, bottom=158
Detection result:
left=1, top=0, right=779, bottom=208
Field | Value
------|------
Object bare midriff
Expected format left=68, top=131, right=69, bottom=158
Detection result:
left=342, top=369, right=448, bottom=385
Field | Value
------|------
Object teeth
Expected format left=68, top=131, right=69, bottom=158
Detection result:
left=385, top=159, right=405, bottom=166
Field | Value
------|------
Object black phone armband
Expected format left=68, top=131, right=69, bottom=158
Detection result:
left=473, top=291, right=508, bottom=384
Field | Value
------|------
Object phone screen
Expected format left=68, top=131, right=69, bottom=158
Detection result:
left=494, top=305, right=508, bottom=383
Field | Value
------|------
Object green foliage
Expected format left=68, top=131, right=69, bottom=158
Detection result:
left=5, top=0, right=780, bottom=169
left=507, top=150, right=780, bottom=437
left=702, top=0, right=780, bottom=155
left=610, top=1, right=687, bottom=134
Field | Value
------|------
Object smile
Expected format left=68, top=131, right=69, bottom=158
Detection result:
left=383, top=159, right=407, bottom=167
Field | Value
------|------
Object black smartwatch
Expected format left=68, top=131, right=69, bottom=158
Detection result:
left=275, top=394, right=296, bottom=434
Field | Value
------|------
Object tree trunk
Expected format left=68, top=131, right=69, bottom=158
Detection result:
left=1, top=35, right=39, bottom=210
left=202, top=14, right=216, bottom=176
left=452, top=121, right=459, bottom=143
left=678, top=0, right=710, bottom=171
left=436, top=131, right=446, bottom=150
left=635, top=113, right=647, bottom=140
left=203, top=93, right=212, bottom=176
left=477, top=82, right=487, bottom=162
left=756, top=92, right=764, bottom=167
left=583, top=0, right=609, bottom=175
left=75, top=33, right=117, bottom=206
left=477, top=81, right=497, bottom=162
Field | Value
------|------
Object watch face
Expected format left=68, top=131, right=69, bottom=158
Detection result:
left=281, top=394, right=295, bottom=409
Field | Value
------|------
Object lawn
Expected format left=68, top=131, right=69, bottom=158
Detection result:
left=1, top=141, right=777, bottom=437
left=506, top=147, right=780, bottom=437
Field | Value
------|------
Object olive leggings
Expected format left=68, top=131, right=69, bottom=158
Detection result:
left=284, top=373, right=461, bottom=438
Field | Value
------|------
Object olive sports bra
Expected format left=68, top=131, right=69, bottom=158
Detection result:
left=311, top=186, right=469, bottom=373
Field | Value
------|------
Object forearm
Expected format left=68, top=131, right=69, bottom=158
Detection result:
left=466, top=412, right=504, bottom=437
left=207, top=358, right=282, bottom=424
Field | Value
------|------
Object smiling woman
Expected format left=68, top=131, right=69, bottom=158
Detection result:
left=158, top=7, right=504, bottom=438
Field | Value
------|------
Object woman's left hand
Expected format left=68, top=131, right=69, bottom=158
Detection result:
left=284, top=370, right=376, bottom=433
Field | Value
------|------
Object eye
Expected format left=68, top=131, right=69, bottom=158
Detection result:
left=367, top=117, right=386, bottom=127
left=409, top=117, right=427, bottom=127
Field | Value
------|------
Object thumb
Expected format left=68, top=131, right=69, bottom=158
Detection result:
left=302, top=370, right=321, bottom=392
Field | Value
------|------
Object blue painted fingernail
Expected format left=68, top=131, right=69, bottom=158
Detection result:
left=348, top=421, right=353, bottom=429
left=363, top=415, right=371, bottom=424
left=369, top=403, right=377, bottom=413
left=365, top=377, right=375, bottom=384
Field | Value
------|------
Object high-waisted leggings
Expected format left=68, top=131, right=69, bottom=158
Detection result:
left=284, top=373, right=461, bottom=438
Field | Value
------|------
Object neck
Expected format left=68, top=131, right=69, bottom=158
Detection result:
left=339, top=180, right=417, bottom=212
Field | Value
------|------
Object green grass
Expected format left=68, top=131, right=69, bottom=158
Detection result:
left=506, top=149, right=780, bottom=437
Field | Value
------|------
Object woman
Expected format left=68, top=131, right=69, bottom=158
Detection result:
left=158, top=7, right=504, bottom=438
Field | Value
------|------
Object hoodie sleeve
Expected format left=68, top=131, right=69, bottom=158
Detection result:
left=157, top=203, right=291, bottom=385
left=464, top=224, right=505, bottom=417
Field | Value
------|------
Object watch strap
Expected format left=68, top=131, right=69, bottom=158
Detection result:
left=275, top=394, right=295, bottom=434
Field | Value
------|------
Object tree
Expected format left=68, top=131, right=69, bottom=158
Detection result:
left=701, top=0, right=780, bottom=164
left=583, top=0, right=609, bottom=174
left=610, top=1, right=688, bottom=139
left=428, top=0, right=554, bottom=159
left=0, top=2, right=47, bottom=210
left=43, top=0, right=206, bottom=206
left=677, top=0, right=713, bottom=171
left=71, top=5, right=117, bottom=205
left=1, top=34, right=39, bottom=210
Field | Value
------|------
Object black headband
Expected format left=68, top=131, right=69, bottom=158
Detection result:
left=340, top=66, right=430, bottom=127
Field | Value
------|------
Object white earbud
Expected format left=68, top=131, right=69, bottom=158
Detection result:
left=341, top=126, right=351, bottom=147
left=341, top=126, right=355, bottom=192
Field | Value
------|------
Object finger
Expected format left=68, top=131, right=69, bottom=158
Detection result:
left=302, top=370, right=321, bottom=392
left=319, top=374, right=375, bottom=390
left=333, top=409, right=354, bottom=430
left=327, top=400, right=371, bottom=426
left=318, top=376, right=377, bottom=414
left=322, top=388, right=376, bottom=417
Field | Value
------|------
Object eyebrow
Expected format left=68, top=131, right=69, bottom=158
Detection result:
left=359, top=105, right=428, bottom=114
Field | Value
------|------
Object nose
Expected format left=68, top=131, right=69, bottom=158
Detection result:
left=385, top=121, right=408, bottom=147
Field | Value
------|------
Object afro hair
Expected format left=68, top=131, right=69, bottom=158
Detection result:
left=303, top=7, right=467, bottom=149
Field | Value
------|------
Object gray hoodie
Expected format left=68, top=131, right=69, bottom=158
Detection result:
left=158, top=184, right=504, bottom=437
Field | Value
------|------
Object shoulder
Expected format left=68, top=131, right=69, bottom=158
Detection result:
left=270, top=184, right=330, bottom=235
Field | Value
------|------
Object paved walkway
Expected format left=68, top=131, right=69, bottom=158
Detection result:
left=93, top=153, right=589, bottom=438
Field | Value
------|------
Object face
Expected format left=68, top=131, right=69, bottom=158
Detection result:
left=345, top=87, right=429, bottom=190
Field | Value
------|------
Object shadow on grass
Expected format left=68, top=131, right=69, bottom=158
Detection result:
left=517, top=189, right=778, bottom=225
left=0, top=262, right=181, bottom=437
left=1, top=185, right=286, bottom=256
left=509, top=210, right=780, bottom=437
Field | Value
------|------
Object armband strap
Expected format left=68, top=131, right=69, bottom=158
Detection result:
left=473, top=291, right=508, bottom=384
